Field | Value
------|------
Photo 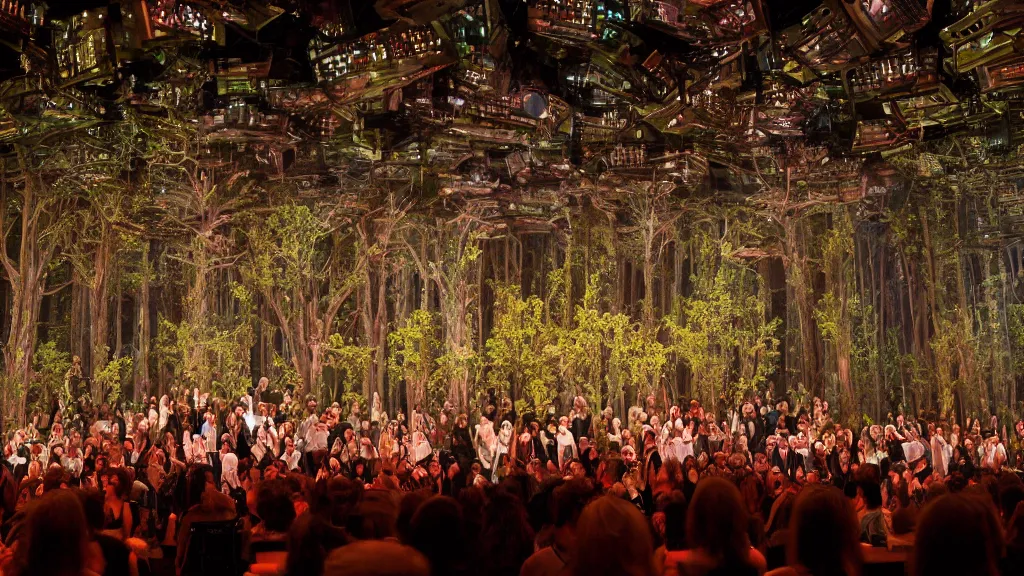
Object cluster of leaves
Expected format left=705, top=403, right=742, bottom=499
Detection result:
left=666, top=231, right=780, bottom=410
left=94, top=355, right=133, bottom=407
left=485, top=284, right=559, bottom=413
left=31, top=341, right=71, bottom=409
left=153, top=281, right=256, bottom=399
left=388, top=309, right=440, bottom=410
left=325, top=333, right=373, bottom=406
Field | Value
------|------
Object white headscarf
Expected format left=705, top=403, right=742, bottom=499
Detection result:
left=371, top=393, right=382, bottom=424
left=412, top=431, right=432, bottom=464
left=221, top=452, right=241, bottom=492
left=555, top=425, right=577, bottom=470
left=183, top=432, right=207, bottom=465
left=158, top=396, right=170, bottom=431
left=492, top=421, right=514, bottom=482
left=607, top=417, right=622, bottom=447
left=476, top=418, right=497, bottom=470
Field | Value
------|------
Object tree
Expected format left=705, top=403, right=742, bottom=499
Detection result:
left=605, top=312, right=668, bottom=410
left=325, top=333, right=373, bottom=406
left=149, top=129, right=258, bottom=393
left=0, top=144, right=81, bottom=426
left=32, top=341, right=71, bottom=416
left=815, top=209, right=858, bottom=418
left=404, top=212, right=485, bottom=408
left=388, top=308, right=440, bottom=416
left=65, top=123, right=144, bottom=399
left=243, top=203, right=366, bottom=395
left=557, top=273, right=608, bottom=408
left=356, top=195, right=409, bottom=403
left=624, top=182, right=679, bottom=331
left=485, top=283, right=558, bottom=413
left=666, top=226, right=780, bottom=409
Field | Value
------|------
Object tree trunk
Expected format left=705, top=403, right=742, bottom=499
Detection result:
left=3, top=283, right=41, bottom=427
left=1, top=169, right=58, bottom=428
left=90, top=226, right=113, bottom=400
left=782, top=218, right=819, bottom=395
left=374, top=270, right=387, bottom=401
left=919, top=206, right=941, bottom=337
left=115, top=275, right=123, bottom=359
left=70, top=269, right=84, bottom=360
left=135, top=241, right=151, bottom=402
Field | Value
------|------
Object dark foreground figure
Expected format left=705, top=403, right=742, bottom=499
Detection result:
left=0, top=468, right=1020, bottom=576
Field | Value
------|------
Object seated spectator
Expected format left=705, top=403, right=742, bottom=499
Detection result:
left=855, top=466, right=887, bottom=547
left=673, top=476, right=766, bottom=576
left=323, top=540, right=429, bottom=576
left=250, top=478, right=297, bottom=574
left=253, top=478, right=297, bottom=541
left=652, top=491, right=687, bottom=575
left=912, top=493, right=1003, bottom=576
left=4, top=489, right=100, bottom=576
left=175, top=464, right=238, bottom=575
left=78, top=488, right=139, bottom=576
left=481, top=489, right=535, bottom=576
left=409, top=496, right=469, bottom=576
left=99, top=467, right=134, bottom=540
left=520, top=478, right=596, bottom=576
left=571, top=495, right=657, bottom=576
left=1004, top=501, right=1024, bottom=576
left=349, top=490, right=398, bottom=540
left=397, top=489, right=433, bottom=545
left=767, top=485, right=862, bottom=576
left=284, top=512, right=348, bottom=576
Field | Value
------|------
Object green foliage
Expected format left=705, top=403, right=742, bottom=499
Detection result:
left=930, top=312, right=975, bottom=417
left=32, top=341, right=71, bottom=408
left=246, top=203, right=334, bottom=294
left=339, top=391, right=367, bottom=416
left=1009, top=304, right=1024, bottom=375
left=152, top=282, right=255, bottom=399
left=880, top=328, right=908, bottom=415
left=813, top=209, right=879, bottom=424
left=666, top=229, right=780, bottom=408
left=388, top=309, right=440, bottom=410
left=95, top=355, right=133, bottom=407
left=271, top=352, right=302, bottom=393
left=557, top=273, right=608, bottom=407
left=242, top=202, right=365, bottom=392
left=414, top=221, right=483, bottom=407
left=484, top=283, right=558, bottom=413
left=606, top=313, right=667, bottom=402
left=431, top=345, right=479, bottom=407
left=325, top=333, right=373, bottom=404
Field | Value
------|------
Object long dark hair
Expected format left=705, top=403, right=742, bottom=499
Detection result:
left=788, top=485, right=863, bottom=576
left=186, top=464, right=214, bottom=510
left=11, top=490, right=89, bottom=576
left=686, top=477, right=755, bottom=570
left=913, top=493, right=1003, bottom=576
left=284, top=512, right=348, bottom=576
left=662, top=490, right=688, bottom=552
left=409, top=496, right=469, bottom=576
left=480, top=489, right=535, bottom=576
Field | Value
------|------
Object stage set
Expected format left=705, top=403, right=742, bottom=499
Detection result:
left=0, top=4, right=1023, bottom=576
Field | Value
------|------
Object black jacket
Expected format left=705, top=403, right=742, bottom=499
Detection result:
left=887, top=438, right=906, bottom=463
left=772, top=448, right=803, bottom=478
